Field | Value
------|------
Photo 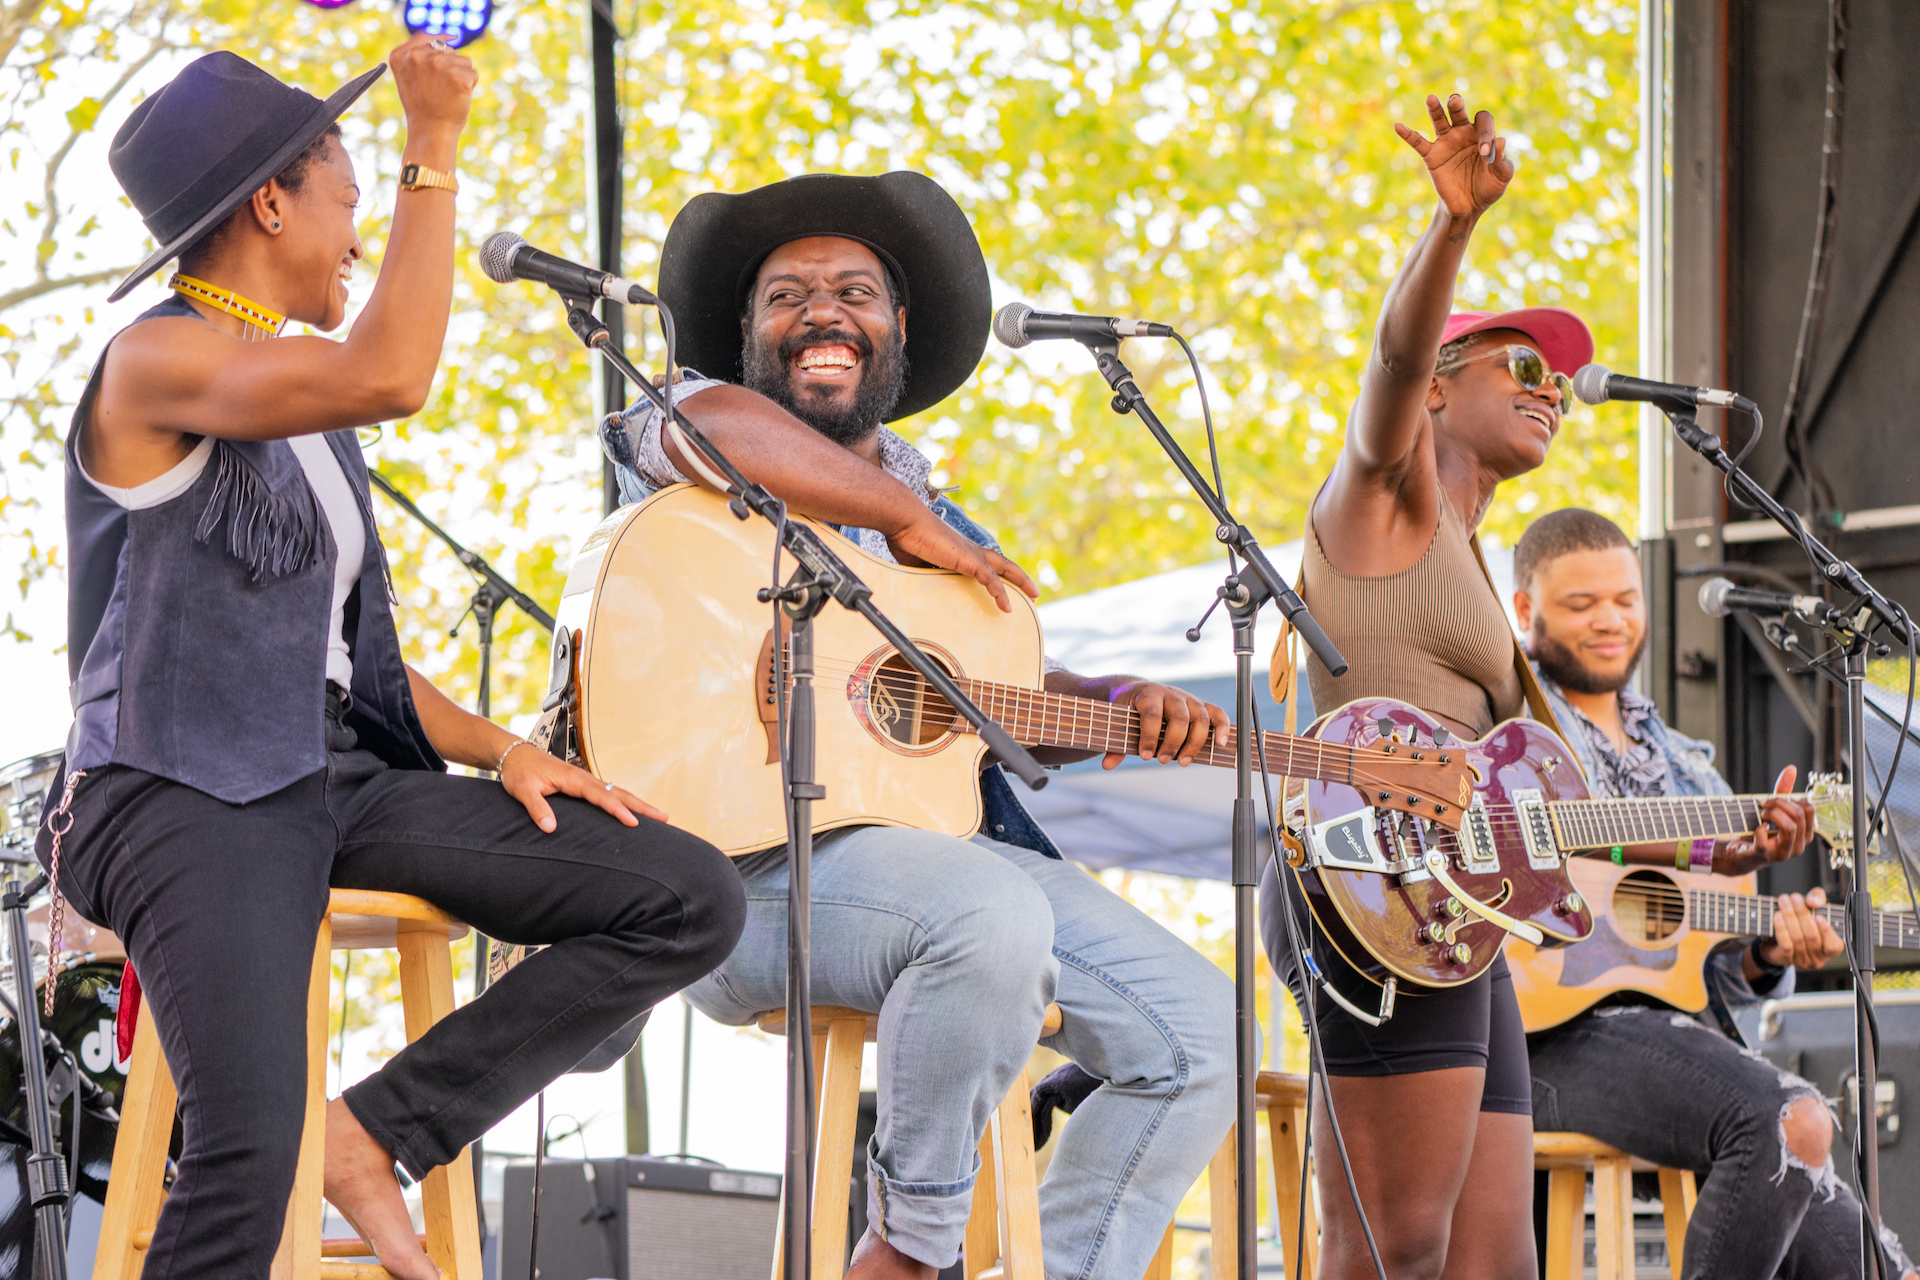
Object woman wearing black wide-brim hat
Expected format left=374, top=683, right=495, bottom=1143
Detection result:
left=44, top=36, right=746, bottom=1280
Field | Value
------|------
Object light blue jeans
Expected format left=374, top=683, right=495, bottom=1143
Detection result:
left=684, top=826, right=1240, bottom=1279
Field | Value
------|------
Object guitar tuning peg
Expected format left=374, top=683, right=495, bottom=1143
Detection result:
left=1431, top=726, right=1450, bottom=747
left=1376, top=717, right=1395, bottom=740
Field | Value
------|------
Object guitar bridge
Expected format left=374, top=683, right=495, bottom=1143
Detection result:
left=1511, top=788, right=1563, bottom=870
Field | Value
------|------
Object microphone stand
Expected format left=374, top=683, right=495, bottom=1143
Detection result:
left=1080, top=337, right=1347, bottom=1280
left=560, top=300, right=1047, bottom=1280
left=1662, top=403, right=1903, bottom=1278
left=5, top=870, right=69, bottom=1280
left=364, top=470, right=556, bottom=1244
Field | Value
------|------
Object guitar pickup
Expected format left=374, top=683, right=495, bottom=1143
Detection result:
left=1510, top=788, right=1564, bottom=870
left=1456, top=796, right=1500, bottom=873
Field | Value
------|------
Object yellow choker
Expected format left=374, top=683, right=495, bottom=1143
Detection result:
left=169, top=273, right=287, bottom=341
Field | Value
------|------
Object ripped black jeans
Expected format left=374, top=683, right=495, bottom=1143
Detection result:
left=1528, top=1004, right=1914, bottom=1280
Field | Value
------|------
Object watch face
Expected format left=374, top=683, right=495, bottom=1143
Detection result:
left=401, top=164, right=420, bottom=185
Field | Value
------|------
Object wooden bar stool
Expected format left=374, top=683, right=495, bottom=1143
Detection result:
left=93, top=889, right=484, bottom=1280
left=753, top=1003, right=1061, bottom=1280
left=1137, top=1070, right=1312, bottom=1280
left=1534, top=1132, right=1696, bottom=1280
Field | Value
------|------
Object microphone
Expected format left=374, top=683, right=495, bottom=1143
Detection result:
left=1572, top=364, right=1755, bottom=413
left=1697, top=576, right=1828, bottom=623
left=479, top=232, right=657, bottom=306
left=992, top=302, right=1174, bottom=349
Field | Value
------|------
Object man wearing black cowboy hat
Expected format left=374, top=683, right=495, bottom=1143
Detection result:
left=45, top=40, right=752, bottom=1280
left=600, top=171, right=1239, bottom=1280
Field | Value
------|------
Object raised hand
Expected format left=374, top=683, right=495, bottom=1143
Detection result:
left=388, top=32, right=477, bottom=139
left=1395, top=93, right=1514, bottom=220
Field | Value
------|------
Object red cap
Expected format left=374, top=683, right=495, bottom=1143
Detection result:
left=1440, top=307, right=1594, bottom=376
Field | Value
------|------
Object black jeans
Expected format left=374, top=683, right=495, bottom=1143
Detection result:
left=39, top=703, right=745, bottom=1280
left=1529, top=1004, right=1915, bottom=1280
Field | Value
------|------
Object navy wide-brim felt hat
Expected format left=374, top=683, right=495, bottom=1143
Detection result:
left=107, top=51, right=386, bottom=302
left=656, top=171, right=991, bottom=422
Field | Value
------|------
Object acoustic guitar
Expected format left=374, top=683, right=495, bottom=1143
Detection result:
left=550, top=483, right=1470, bottom=856
left=1506, top=799, right=1919, bottom=1033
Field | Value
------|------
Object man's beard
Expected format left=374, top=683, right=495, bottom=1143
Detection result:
left=1531, top=622, right=1648, bottom=696
left=741, top=322, right=909, bottom=448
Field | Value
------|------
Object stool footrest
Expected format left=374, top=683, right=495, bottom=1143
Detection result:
left=322, top=1235, right=428, bottom=1258
left=318, top=1263, right=399, bottom=1280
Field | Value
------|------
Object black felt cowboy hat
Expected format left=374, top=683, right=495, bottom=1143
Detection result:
left=106, top=52, right=386, bottom=303
left=656, top=171, right=991, bottom=422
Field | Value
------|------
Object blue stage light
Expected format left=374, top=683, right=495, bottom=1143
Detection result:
left=403, top=0, right=492, bottom=47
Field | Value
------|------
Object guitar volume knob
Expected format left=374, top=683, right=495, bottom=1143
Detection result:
left=1421, top=922, right=1448, bottom=944
left=1439, top=897, right=1466, bottom=919
left=1447, top=942, right=1472, bottom=966
left=1555, top=892, right=1585, bottom=916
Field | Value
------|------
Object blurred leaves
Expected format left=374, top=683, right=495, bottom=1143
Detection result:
left=5, top=0, right=1643, bottom=701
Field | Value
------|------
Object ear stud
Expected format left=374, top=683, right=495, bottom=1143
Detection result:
left=271, top=220, right=281, bottom=231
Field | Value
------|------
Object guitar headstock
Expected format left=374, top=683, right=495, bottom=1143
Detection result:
left=1805, top=773, right=1863, bottom=856
left=1350, top=745, right=1475, bottom=830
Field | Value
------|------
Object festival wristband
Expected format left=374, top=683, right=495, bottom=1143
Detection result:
left=1689, top=837, right=1716, bottom=872
left=1675, top=840, right=1690, bottom=871
left=1610, top=845, right=1626, bottom=866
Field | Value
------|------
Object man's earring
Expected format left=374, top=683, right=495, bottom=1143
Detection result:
left=270, top=220, right=281, bottom=231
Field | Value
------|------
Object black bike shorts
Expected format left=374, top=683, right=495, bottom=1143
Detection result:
left=1258, top=856, right=1532, bottom=1115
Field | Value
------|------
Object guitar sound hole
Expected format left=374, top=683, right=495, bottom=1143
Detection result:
left=866, top=654, right=961, bottom=746
left=1613, top=869, right=1687, bottom=944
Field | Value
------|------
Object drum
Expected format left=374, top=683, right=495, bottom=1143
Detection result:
left=0, top=959, right=157, bottom=1274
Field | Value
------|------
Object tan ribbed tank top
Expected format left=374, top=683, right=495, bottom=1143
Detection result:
left=1302, top=495, right=1521, bottom=737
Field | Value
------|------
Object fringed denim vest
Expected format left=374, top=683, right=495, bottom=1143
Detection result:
left=62, top=296, right=443, bottom=803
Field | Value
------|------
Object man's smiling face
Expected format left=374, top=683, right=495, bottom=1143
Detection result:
left=740, top=236, right=908, bottom=448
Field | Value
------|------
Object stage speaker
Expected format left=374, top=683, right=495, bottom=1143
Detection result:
left=1756, top=988, right=1920, bottom=1251
left=500, top=1155, right=780, bottom=1280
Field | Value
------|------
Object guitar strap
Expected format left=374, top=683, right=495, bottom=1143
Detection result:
left=1468, top=534, right=1582, bottom=762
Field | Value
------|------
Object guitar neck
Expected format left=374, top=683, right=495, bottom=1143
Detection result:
left=1685, top=887, right=1920, bottom=951
left=1551, top=794, right=1798, bottom=850
left=960, top=677, right=1355, bottom=786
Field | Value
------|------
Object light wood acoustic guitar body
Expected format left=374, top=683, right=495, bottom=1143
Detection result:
left=552, top=484, right=1471, bottom=857
left=1508, top=814, right=1914, bottom=1033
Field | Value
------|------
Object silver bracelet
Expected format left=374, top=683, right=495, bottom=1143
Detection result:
left=494, top=738, right=534, bottom=775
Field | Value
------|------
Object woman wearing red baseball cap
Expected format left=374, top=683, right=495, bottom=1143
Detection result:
left=1260, top=94, right=1592, bottom=1279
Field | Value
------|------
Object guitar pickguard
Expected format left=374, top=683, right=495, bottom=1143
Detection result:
left=1556, top=914, right=1678, bottom=987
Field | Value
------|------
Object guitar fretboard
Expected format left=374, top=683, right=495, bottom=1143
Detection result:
left=1550, top=795, right=1787, bottom=850
left=947, top=675, right=1459, bottom=799
left=1685, top=887, right=1920, bottom=950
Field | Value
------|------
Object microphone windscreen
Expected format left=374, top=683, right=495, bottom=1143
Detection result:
left=1697, top=577, right=1736, bottom=618
left=1572, top=363, right=1613, bottom=406
left=992, top=302, right=1034, bottom=349
left=478, top=231, right=526, bottom=285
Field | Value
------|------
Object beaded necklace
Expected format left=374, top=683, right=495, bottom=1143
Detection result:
left=169, top=272, right=287, bottom=341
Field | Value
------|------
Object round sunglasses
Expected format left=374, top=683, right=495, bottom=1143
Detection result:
left=1441, top=344, right=1573, bottom=406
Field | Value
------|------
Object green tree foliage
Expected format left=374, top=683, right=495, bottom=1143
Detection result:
left=3, top=0, right=1642, bottom=710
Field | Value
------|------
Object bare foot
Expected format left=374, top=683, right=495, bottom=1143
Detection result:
left=845, top=1228, right=935, bottom=1280
left=323, top=1097, right=440, bottom=1280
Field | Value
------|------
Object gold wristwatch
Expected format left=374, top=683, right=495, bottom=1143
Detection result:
left=399, top=162, right=458, bottom=194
